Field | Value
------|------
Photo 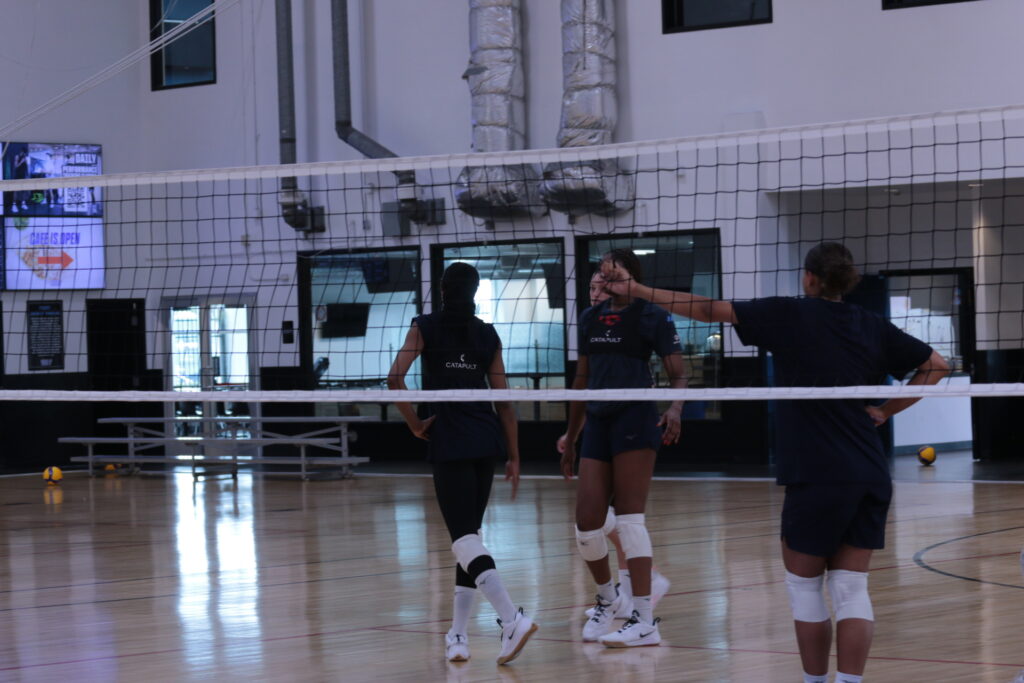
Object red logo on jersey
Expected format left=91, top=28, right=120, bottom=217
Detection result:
left=599, top=314, right=621, bottom=326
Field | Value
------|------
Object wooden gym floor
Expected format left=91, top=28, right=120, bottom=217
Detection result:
left=0, top=469, right=1022, bottom=682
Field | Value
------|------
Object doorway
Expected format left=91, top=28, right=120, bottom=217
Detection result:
left=882, top=268, right=974, bottom=452
left=163, top=298, right=259, bottom=451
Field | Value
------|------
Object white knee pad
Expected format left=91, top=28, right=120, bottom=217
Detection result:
left=828, top=569, right=874, bottom=622
left=615, top=513, right=652, bottom=559
left=784, top=572, right=830, bottom=623
left=452, top=533, right=490, bottom=572
left=602, top=507, right=617, bottom=536
left=575, top=526, right=609, bottom=562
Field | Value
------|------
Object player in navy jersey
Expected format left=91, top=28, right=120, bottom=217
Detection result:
left=603, top=242, right=949, bottom=683
left=387, top=262, right=537, bottom=666
left=562, top=249, right=687, bottom=648
left=558, top=271, right=673, bottom=623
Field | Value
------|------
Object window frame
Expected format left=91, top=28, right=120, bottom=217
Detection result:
left=149, top=0, right=217, bottom=91
left=431, top=237, right=569, bottom=418
left=662, top=0, right=773, bottom=34
left=576, top=228, right=725, bottom=421
left=297, top=246, right=424, bottom=388
left=882, top=0, right=983, bottom=9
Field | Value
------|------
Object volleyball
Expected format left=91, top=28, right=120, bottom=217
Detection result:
left=42, top=466, right=63, bottom=484
left=917, top=446, right=937, bottom=466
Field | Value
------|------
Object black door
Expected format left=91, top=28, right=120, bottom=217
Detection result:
left=86, top=299, right=147, bottom=390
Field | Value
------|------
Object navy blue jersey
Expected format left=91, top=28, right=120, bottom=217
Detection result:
left=415, top=311, right=504, bottom=462
left=578, top=299, right=681, bottom=415
left=732, top=297, right=933, bottom=485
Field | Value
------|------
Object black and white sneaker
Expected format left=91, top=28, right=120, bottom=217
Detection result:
left=582, top=591, right=624, bottom=641
left=496, top=607, right=538, bottom=665
left=598, top=611, right=661, bottom=648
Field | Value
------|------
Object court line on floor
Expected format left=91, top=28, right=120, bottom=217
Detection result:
left=913, top=526, right=1024, bottom=590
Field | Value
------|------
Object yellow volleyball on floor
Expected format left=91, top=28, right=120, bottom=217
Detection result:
left=917, top=446, right=937, bottom=466
left=43, top=466, right=64, bottom=484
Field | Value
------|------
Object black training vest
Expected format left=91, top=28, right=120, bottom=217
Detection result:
left=414, top=312, right=503, bottom=462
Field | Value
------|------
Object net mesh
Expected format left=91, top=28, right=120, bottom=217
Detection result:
left=2, top=104, right=1024, bottom=405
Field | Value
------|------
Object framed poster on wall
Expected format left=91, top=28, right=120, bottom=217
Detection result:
left=27, top=300, right=64, bottom=370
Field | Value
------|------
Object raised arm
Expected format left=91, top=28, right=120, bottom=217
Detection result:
left=487, top=343, right=520, bottom=499
left=866, top=350, right=951, bottom=426
left=386, top=322, right=434, bottom=440
left=602, top=262, right=737, bottom=324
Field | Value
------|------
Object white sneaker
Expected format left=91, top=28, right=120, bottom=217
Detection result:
left=585, top=573, right=669, bottom=619
left=1012, top=669, right=1024, bottom=683
left=651, top=571, right=671, bottom=608
left=445, top=630, right=470, bottom=662
left=496, top=607, right=538, bottom=665
left=599, top=611, right=661, bottom=648
left=582, top=592, right=624, bottom=641
left=586, top=582, right=630, bottom=619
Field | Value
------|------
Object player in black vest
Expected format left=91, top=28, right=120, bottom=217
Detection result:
left=387, top=262, right=537, bottom=666
left=562, top=249, right=687, bottom=648
left=602, top=242, right=949, bottom=683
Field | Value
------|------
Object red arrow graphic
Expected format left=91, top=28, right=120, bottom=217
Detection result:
left=38, top=252, right=73, bottom=268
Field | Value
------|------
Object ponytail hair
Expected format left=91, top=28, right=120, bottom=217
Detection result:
left=441, top=262, right=480, bottom=317
left=804, top=242, right=860, bottom=298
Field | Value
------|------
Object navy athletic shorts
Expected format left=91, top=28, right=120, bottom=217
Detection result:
left=580, top=402, right=663, bottom=462
left=781, top=480, right=893, bottom=557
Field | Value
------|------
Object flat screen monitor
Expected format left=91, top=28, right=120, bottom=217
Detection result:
left=2, top=142, right=102, bottom=218
left=320, top=303, right=371, bottom=338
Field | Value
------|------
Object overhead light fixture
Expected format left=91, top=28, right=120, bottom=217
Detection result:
left=633, top=249, right=656, bottom=255
left=883, top=188, right=901, bottom=195
left=967, top=182, right=983, bottom=188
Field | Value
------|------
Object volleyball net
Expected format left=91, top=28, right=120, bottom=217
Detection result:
left=1, top=104, right=1024, bottom=408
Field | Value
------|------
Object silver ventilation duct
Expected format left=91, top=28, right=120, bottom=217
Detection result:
left=540, top=0, right=633, bottom=217
left=455, top=0, right=541, bottom=221
left=275, top=0, right=319, bottom=231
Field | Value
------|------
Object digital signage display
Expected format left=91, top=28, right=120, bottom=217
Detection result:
left=2, top=142, right=102, bottom=217
left=4, top=216, right=105, bottom=290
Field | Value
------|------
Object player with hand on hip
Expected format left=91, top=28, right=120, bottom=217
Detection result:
left=603, top=242, right=949, bottom=682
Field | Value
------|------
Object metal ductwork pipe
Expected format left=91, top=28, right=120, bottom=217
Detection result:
left=455, top=0, right=541, bottom=221
left=275, top=0, right=314, bottom=230
left=540, top=0, right=634, bottom=217
left=331, top=0, right=415, bottom=190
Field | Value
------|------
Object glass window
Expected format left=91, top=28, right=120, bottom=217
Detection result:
left=662, top=0, right=772, bottom=34
left=438, top=241, right=566, bottom=422
left=307, top=250, right=421, bottom=394
left=581, top=231, right=722, bottom=420
left=887, top=272, right=967, bottom=373
left=882, top=0, right=981, bottom=9
left=150, top=0, right=216, bottom=90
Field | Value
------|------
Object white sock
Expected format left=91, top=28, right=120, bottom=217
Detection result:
left=617, top=569, right=632, bottom=597
left=475, top=568, right=516, bottom=625
left=835, top=674, right=863, bottom=683
left=633, top=594, right=653, bottom=624
left=596, top=580, right=617, bottom=604
left=451, top=586, right=476, bottom=635
left=803, top=673, right=828, bottom=683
